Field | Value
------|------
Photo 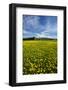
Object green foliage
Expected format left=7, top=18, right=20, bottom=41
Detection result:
left=23, top=40, right=57, bottom=75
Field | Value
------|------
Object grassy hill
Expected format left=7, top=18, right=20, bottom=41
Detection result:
left=23, top=39, right=57, bottom=75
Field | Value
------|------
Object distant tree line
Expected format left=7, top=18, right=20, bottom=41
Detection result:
left=23, top=37, right=57, bottom=40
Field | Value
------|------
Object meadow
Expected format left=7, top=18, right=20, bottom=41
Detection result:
left=23, top=39, right=57, bottom=75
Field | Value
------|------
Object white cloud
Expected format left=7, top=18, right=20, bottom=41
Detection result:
left=23, top=15, right=40, bottom=31
left=36, top=33, right=57, bottom=38
left=36, top=19, right=57, bottom=38
left=23, top=15, right=57, bottom=38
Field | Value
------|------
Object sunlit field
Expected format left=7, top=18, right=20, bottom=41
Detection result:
left=23, top=40, right=57, bottom=75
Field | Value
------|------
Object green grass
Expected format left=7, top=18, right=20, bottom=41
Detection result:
left=23, top=40, right=57, bottom=75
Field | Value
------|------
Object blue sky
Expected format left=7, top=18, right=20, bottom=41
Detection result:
left=23, top=15, right=57, bottom=39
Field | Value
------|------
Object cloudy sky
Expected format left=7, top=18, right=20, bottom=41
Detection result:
left=23, top=15, right=57, bottom=39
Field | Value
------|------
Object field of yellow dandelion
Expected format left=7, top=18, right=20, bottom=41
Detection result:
left=23, top=40, right=57, bottom=75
